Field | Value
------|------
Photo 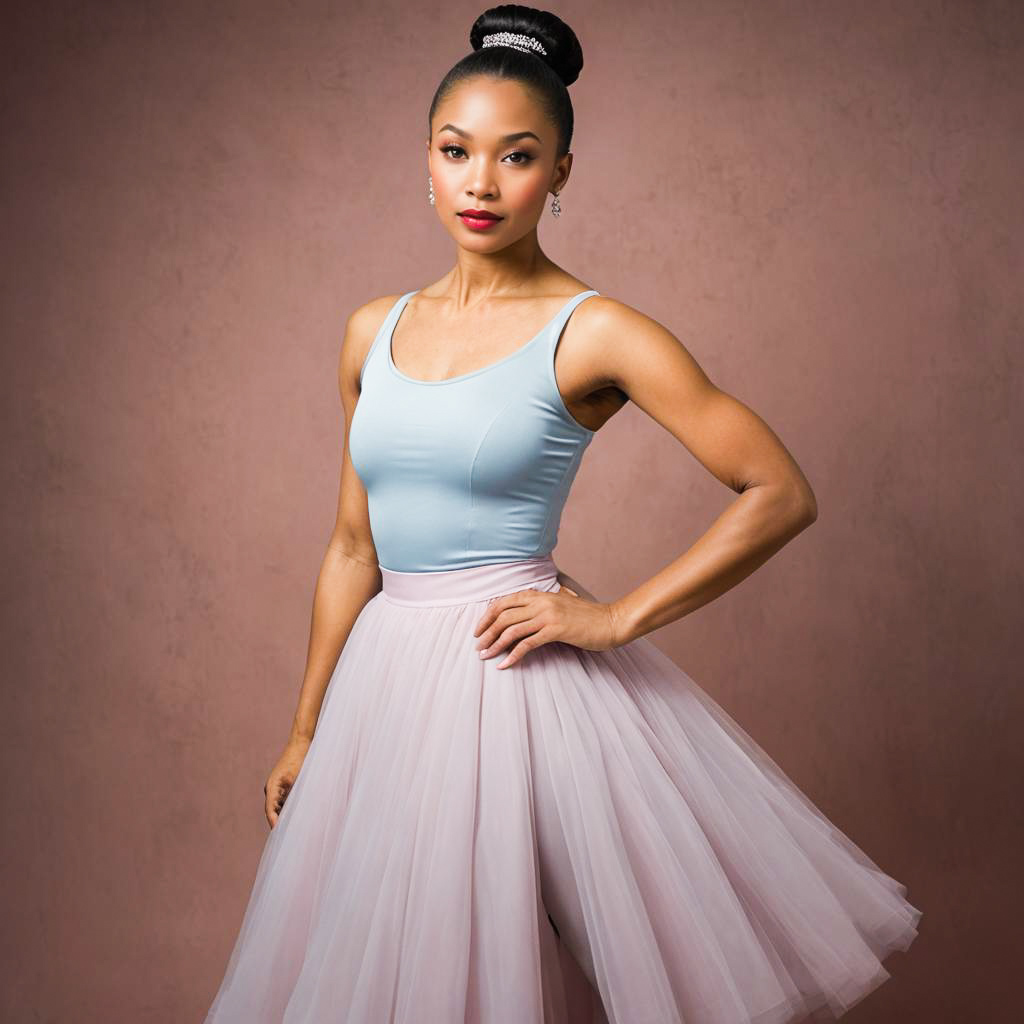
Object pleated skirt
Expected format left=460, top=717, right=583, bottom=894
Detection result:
left=205, top=554, right=922, bottom=1023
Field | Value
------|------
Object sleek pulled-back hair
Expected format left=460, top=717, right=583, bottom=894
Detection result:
left=428, top=5, right=585, bottom=158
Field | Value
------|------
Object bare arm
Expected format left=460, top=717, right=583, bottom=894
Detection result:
left=283, top=301, right=393, bottom=743
left=477, top=296, right=818, bottom=668
left=264, top=295, right=397, bottom=825
left=588, top=298, right=818, bottom=643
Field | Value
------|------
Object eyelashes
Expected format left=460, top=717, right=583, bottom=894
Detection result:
left=439, top=144, right=535, bottom=166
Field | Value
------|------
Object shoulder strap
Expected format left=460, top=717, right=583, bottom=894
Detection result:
left=546, top=289, right=600, bottom=358
left=359, top=291, right=416, bottom=386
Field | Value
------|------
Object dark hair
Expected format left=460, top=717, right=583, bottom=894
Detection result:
left=428, top=5, right=585, bottom=158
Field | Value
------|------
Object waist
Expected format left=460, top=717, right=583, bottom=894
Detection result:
left=380, top=555, right=559, bottom=607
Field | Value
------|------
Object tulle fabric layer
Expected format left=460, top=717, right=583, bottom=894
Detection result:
left=205, top=557, right=921, bottom=1024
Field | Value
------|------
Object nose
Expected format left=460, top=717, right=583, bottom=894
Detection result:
left=467, top=159, right=498, bottom=200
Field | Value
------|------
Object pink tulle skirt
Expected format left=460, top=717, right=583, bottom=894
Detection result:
left=205, top=555, right=921, bottom=1023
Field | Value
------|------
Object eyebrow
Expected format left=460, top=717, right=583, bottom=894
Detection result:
left=437, top=124, right=542, bottom=144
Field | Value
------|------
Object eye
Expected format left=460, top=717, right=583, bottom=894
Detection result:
left=439, top=144, right=536, bottom=166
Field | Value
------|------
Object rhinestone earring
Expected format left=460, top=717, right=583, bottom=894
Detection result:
left=550, top=190, right=562, bottom=217
left=428, top=175, right=435, bottom=206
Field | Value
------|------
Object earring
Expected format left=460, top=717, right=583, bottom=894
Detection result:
left=428, top=175, right=435, bottom=206
left=550, top=190, right=562, bottom=217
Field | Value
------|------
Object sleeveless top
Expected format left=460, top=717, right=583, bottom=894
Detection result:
left=349, top=289, right=601, bottom=572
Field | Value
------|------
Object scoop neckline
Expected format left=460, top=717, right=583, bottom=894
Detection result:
left=386, top=289, right=600, bottom=386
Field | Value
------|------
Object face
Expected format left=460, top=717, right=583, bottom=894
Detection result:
left=428, top=76, right=571, bottom=249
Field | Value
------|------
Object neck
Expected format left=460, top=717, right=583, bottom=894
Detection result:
left=443, top=232, right=556, bottom=306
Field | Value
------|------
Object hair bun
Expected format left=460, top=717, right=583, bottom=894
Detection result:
left=470, top=5, right=584, bottom=87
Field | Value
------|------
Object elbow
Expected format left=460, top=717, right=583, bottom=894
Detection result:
left=763, top=478, right=816, bottom=532
left=791, top=485, right=818, bottom=529
left=327, top=526, right=378, bottom=567
left=741, top=475, right=818, bottom=532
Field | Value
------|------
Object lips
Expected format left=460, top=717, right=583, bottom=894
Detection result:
left=459, top=209, right=502, bottom=220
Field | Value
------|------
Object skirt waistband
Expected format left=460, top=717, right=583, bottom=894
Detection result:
left=380, top=555, right=559, bottom=607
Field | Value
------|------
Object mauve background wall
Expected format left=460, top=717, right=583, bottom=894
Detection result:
left=1, top=0, right=1020, bottom=1020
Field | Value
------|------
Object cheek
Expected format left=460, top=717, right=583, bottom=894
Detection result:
left=505, top=174, right=549, bottom=212
left=432, top=167, right=455, bottom=195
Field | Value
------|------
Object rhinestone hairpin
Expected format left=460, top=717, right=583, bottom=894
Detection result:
left=481, top=31, right=548, bottom=56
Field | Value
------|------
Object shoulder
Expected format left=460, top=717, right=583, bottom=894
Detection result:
left=572, top=292, right=675, bottom=337
left=338, top=293, right=405, bottom=390
left=344, top=293, right=405, bottom=349
left=568, top=293, right=706, bottom=392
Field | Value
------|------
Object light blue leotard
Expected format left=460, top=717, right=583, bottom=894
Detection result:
left=349, top=289, right=601, bottom=572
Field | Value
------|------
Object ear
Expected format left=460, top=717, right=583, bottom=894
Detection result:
left=552, top=151, right=573, bottom=193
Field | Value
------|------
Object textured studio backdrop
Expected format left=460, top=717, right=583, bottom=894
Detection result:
left=1, top=1, right=1020, bottom=1020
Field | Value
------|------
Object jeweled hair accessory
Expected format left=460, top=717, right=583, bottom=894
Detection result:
left=481, top=31, right=548, bottom=56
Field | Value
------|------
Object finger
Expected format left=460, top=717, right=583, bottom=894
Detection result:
left=473, top=599, right=498, bottom=637
left=473, top=589, right=536, bottom=636
left=481, top=615, right=548, bottom=661
left=474, top=600, right=529, bottom=648
left=497, top=627, right=552, bottom=669
left=476, top=606, right=539, bottom=654
left=474, top=594, right=518, bottom=636
left=266, top=779, right=288, bottom=817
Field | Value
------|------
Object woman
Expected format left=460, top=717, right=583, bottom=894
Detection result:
left=205, top=6, right=921, bottom=1022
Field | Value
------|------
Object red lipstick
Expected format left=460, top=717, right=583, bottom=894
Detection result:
left=458, top=209, right=504, bottom=231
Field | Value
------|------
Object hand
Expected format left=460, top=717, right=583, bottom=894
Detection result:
left=473, top=584, right=623, bottom=670
left=263, top=736, right=310, bottom=829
